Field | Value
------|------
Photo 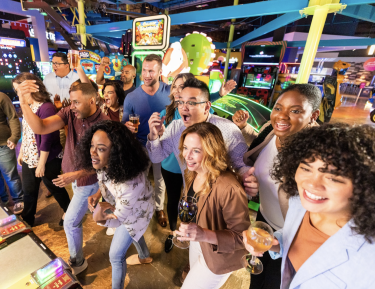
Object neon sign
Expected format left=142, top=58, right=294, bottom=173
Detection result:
left=0, top=37, right=26, bottom=47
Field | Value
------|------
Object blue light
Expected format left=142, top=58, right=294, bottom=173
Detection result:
left=3, top=54, right=7, bottom=58
left=8, top=64, right=12, bottom=68
left=13, top=54, right=17, bottom=58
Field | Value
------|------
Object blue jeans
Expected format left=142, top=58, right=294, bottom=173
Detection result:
left=64, top=180, right=99, bottom=264
left=0, top=145, right=23, bottom=203
left=110, top=225, right=150, bottom=289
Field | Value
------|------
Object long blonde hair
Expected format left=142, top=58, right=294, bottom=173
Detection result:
left=179, top=122, right=235, bottom=197
left=165, top=73, right=195, bottom=125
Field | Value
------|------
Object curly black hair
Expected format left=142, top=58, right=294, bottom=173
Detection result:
left=75, top=120, right=150, bottom=183
left=271, top=123, right=375, bottom=242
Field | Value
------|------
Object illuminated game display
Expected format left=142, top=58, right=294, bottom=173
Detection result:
left=0, top=37, right=35, bottom=102
left=132, top=14, right=170, bottom=50
left=36, top=62, right=52, bottom=79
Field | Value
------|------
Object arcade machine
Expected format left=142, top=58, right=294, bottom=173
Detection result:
left=0, top=37, right=36, bottom=103
left=236, top=45, right=282, bottom=106
left=131, top=14, right=171, bottom=87
left=0, top=205, right=82, bottom=289
left=36, top=62, right=53, bottom=79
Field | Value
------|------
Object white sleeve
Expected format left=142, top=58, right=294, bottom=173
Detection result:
left=104, top=174, right=145, bottom=227
left=146, top=121, right=176, bottom=163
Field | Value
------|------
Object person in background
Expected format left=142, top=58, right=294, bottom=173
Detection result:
left=44, top=52, right=79, bottom=102
left=161, top=73, right=236, bottom=253
left=76, top=121, right=154, bottom=289
left=12, top=73, right=70, bottom=227
left=176, top=122, right=250, bottom=289
left=233, top=84, right=321, bottom=289
left=15, top=81, right=109, bottom=275
left=100, top=81, right=125, bottom=122
left=245, top=123, right=375, bottom=289
left=0, top=91, right=23, bottom=214
left=121, top=54, right=170, bottom=228
left=96, top=56, right=136, bottom=96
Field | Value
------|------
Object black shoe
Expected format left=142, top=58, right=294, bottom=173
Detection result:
left=59, top=218, right=64, bottom=226
left=165, top=235, right=174, bottom=253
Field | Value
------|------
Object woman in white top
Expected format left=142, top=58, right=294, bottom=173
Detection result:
left=232, top=84, right=321, bottom=289
left=75, top=120, right=155, bottom=289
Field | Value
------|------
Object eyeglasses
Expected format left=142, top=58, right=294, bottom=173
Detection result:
left=51, top=62, right=68, bottom=67
left=175, top=100, right=207, bottom=108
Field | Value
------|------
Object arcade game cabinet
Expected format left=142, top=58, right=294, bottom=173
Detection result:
left=237, top=45, right=282, bottom=106
left=131, top=14, right=171, bottom=87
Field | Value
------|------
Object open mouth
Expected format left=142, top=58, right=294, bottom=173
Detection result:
left=186, top=161, right=196, bottom=168
left=303, top=189, right=328, bottom=203
left=275, top=122, right=291, bottom=131
left=92, top=158, right=100, bottom=165
left=182, top=114, right=191, bottom=122
left=105, top=99, right=111, bottom=104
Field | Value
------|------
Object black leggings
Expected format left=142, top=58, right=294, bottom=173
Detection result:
left=249, top=211, right=282, bottom=289
left=161, top=167, right=183, bottom=232
left=21, top=158, right=71, bottom=226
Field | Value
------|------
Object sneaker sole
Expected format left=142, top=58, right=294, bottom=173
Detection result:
left=72, top=259, right=88, bottom=275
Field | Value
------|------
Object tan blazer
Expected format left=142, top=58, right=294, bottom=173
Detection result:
left=196, top=171, right=250, bottom=275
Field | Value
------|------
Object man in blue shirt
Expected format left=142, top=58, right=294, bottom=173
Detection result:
left=122, top=54, right=170, bottom=228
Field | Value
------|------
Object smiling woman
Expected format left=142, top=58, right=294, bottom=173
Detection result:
left=253, top=123, right=375, bottom=289
left=100, top=81, right=125, bottom=122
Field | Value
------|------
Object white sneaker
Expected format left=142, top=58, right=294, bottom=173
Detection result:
left=13, top=202, right=24, bottom=215
left=106, top=227, right=116, bottom=236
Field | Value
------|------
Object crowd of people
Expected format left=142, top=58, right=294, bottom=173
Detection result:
left=0, top=51, right=374, bottom=289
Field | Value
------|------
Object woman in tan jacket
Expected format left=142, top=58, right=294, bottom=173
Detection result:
left=175, top=122, right=250, bottom=289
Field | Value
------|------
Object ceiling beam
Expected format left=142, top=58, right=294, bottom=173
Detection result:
left=87, top=0, right=309, bottom=34
left=287, top=38, right=375, bottom=47
left=105, top=8, right=148, bottom=18
left=341, top=0, right=375, bottom=5
left=91, top=35, right=121, bottom=47
left=340, top=4, right=375, bottom=23
left=231, top=12, right=302, bottom=48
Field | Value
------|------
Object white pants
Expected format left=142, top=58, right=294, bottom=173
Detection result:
left=152, top=161, right=166, bottom=211
left=182, top=241, right=232, bottom=289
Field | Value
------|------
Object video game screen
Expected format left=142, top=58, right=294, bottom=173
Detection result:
left=134, top=19, right=164, bottom=46
left=244, top=73, right=274, bottom=89
left=243, top=45, right=282, bottom=65
left=0, top=38, right=34, bottom=102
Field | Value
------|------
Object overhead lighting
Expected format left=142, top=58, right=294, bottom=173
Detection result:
left=196, top=4, right=208, bottom=8
left=368, top=45, right=375, bottom=55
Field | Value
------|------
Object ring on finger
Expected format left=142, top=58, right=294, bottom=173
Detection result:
left=186, top=233, right=190, bottom=238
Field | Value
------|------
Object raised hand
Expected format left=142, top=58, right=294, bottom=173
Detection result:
left=148, top=112, right=166, bottom=141
left=16, top=80, right=39, bottom=105
left=233, top=110, right=249, bottom=130
left=219, top=79, right=237, bottom=96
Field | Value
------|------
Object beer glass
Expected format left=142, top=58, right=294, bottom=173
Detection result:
left=173, top=196, right=198, bottom=249
left=129, top=114, right=140, bottom=133
left=68, top=50, right=80, bottom=70
left=241, top=221, right=274, bottom=274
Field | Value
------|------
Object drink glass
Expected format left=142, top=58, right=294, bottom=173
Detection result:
left=129, top=114, right=140, bottom=133
left=68, top=50, right=80, bottom=70
left=173, top=196, right=198, bottom=249
left=241, top=221, right=274, bottom=275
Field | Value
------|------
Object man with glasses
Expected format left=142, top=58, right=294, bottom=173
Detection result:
left=147, top=78, right=259, bottom=197
left=43, top=52, right=80, bottom=102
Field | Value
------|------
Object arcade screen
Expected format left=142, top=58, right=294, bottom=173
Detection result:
left=134, top=19, right=164, bottom=46
left=243, top=45, right=282, bottom=65
left=0, top=42, right=34, bottom=102
left=245, top=73, right=274, bottom=89
left=36, top=62, right=52, bottom=79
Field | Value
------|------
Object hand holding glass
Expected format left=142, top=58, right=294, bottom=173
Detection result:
left=241, top=221, right=274, bottom=274
left=173, top=196, right=198, bottom=249
left=129, top=114, right=140, bottom=133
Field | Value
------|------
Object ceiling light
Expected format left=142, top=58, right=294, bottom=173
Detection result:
left=196, top=4, right=208, bottom=8
left=368, top=45, right=375, bottom=55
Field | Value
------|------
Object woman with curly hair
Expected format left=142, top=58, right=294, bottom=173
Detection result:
left=100, top=81, right=125, bottom=122
left=175, top=122, right=250, bottom=289
left=244, top=123, right=375, bottom=288
left=75, top=120, right=154, bottom=289
left=12, top=73, right=70, bottom=226
left=232, top=83, right=321, bottom=289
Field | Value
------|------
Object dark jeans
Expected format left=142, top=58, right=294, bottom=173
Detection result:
left=21, top=158, right=70, bottom=226
left=250, top=211, right=282, bottom=289
left=0, top=145, right=23, bottom=203
left=161, top=167, right=183, bottom=232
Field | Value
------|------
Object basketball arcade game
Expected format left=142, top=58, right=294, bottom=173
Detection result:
left=131, top=14, right=171, bottom=87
